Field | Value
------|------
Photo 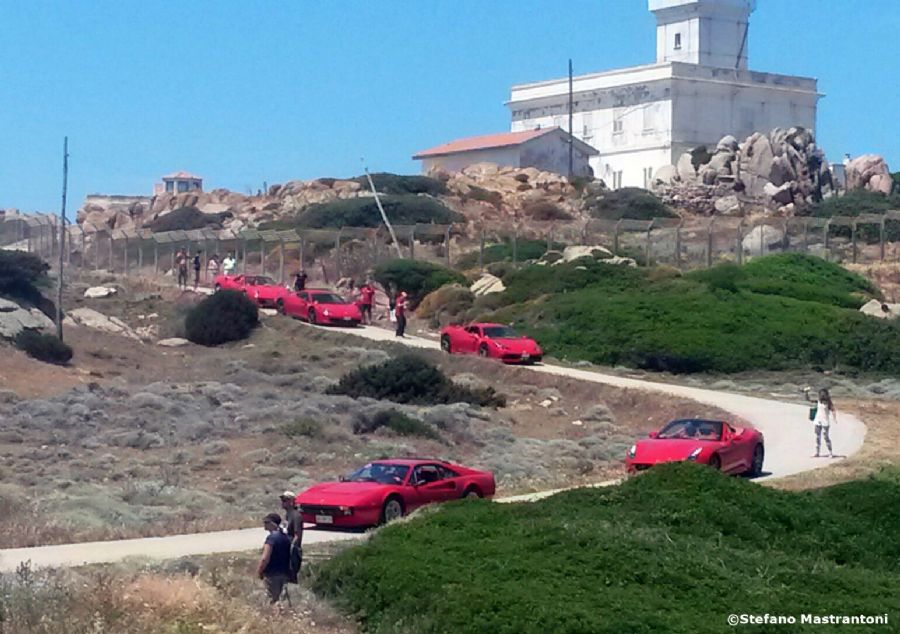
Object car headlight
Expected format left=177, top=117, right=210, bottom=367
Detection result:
left=687, top=447, right=702, bottom=461
left=338, top=506, right=353, bottom=516
left=323, top=309, right=330, bottom=316
left=627, top=444, right=636, bottom=458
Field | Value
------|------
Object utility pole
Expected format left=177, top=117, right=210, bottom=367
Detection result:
left=56, top=137, right=68, bottom=341
left=568, top=58, right=574, bottom=180
left=363, top=163, right=403, bottom=259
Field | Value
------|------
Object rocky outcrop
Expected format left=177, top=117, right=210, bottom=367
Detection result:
left=470, top=273, right=506, bottom=296
left=845, top=155, right=893, bottom=195
left=66, top=308, right=141, bottom=340
left=859, top=299, right=900, bottom=320
left=0, top=297, right=55, bottom=339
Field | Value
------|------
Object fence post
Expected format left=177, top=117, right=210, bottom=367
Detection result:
left=137, top=235, right=144, bottom=271
left=613, top=220, right=622, bottom=254
left=802, top=219, right=809, bottom=253
left=445, top=225, right=451, bottom=267
left=109, top=235, right=115, bottom=272
left=299, top=237, right=305, bottom=272
left=823, top=220, right=831, bottom=261
left=736, top=220, right=744, bottom=266
left=240, top=238, right=247, bottom=274
left=279, top=237, right=286, bottom=285
left=154, top=240, right=159, bottom=274
left=644, top=221, right=653, bottom=267
left=335, top=230, right=342, bottom=279
left=758, top=223, right=765, bottom=259
left=851, top=221, right=858, bottom=264
left=124, top=236, right=129, bottom=276
left=479, top=228, right=485, bottom=272
left=880, top=218, right=886, bottom=262
left=675, top=220, right=683, bottom=268
left=409, top=226, right=416, bottom=260
left=260, top=239, right=266, bottom=275
left=512, top=227, right=518, bottom=265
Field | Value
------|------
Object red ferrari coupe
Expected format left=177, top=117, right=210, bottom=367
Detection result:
left=296, top=459, right=495, bottom=528
left=625, top=418, right=765, bottom=477
left=440, top=323, right=542, bottom=364
left=278, top=288, right=363, bottom=326
left=213, top=274, right=289, bottom=307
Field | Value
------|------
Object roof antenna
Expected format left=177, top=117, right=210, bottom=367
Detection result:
left=361, top=159, right=404, bottom=259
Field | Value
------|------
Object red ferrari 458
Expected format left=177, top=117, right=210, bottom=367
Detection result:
left=440, top=322, right=542, bottom=364
left=213, top=274, right=289, bottom=308
left=625, top=418, right=765, bottom=477
left=296, top=459, right=495, bottom=528
left=278, top=288, right=363, bottom=326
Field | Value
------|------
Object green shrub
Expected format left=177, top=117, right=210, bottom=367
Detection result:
left=456, top=239, right=565, bottom=270
left=352, top=173, right=448, bottom=196
left=352, top=409, right=439, bottom=439
left=584, top=187, right=677, bottom=220
left=281, top=418, right=322, bottom=439
left=147, top=206, right=230, bottom=232
left=690, top=145, right=712, bottom=170
left=184, top=290, right=259, bottom=346
left=327, top=355, right=505, bottom=407
left=690, top=263, right=745, bottom=293
left=0, top=251, right=50, bottom=306
left=806, top=190, right=900, bottom=242
left=372, top=259, right=466, bottom=305
left=267, top=195, right=463, bottom=230
left=522, top=200, right=573, bottom=221
left=462, top=185, right=503, bottom=209
left=14, top=330, right=72, bottom=365
left=416, top=284, right=475, bottom=325
left=312, top=463, right=900, bottom=634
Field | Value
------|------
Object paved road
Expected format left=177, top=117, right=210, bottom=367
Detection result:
left=0, top=324, right=866, bottom=573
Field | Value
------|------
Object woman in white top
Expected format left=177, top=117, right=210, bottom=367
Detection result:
left=804, top=387, right=837, bottom=458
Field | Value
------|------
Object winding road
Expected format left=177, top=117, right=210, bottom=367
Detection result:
left=0, top=324, right=866, bottom=573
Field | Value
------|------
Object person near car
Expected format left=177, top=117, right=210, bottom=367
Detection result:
left=222, top=252, right=236, bottom=275
left=192, top=252, right=202, bottom=289
left=206, top=254, right=219, bottom=282
left=394, top=290, right=408, bottom=337
left=279, top=491, right=303, bottom=582
left=804, top=386, right=837, bottom=458
left=358, top=281, right=375, bottom=325
left=175, top=249, right=189, bottom=290
left=293, top=270, right=308, bottom=292
left=256, top=512, right=292, bottom=604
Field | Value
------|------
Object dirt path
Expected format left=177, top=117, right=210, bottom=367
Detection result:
left=0, top=324, right=866, bottom=573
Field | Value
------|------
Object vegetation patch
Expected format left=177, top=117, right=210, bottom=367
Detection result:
left=805, top=190, right=900, bottom=242
left=522, top=200, right=573, bottom=221
left=313, top=463, right=900, bottom=634
left=281, top=417, right=323, bottom=439
left=0, top=251, right=51, bottom=309
left=372, top=259, right=466, bottom=305
left=481, top=254, right=895, bottom=374
left=584, top=187, right=677, bottom=221
left=352, top=409, right=439, bottom=439
left=327, top=355, right=505, bottom=407
left=266, top=195, right=463, bottom=230
left=415, top=284, right=475, bottom=326
left=14, top=331, right=73, bottom=365
left=185, top=290, right=259, bottom=346
left=455, top=238, right=564, bottom=270
left=146, top=206, right=230, bottom=232
left=351, top=172, right=448, bottom=196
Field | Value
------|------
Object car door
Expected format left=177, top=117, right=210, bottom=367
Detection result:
left=717, top=424, right=744, bottom=473
left=462, top=326, right=482, bottom=354
left=295, top=292, right=310, bottom=319
left=411, top=464, right=459, bottom=504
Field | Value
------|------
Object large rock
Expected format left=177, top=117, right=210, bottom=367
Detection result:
left=846, top=155, right=892, bottom=194
left=0, top=299, right=54, bottom=339
left=84, top=286, right=117, bottom=299
left=716, top=135, right=739, bottom=154
left=651, top=164, right=678, bottom=187
left=675, top=153, right=698, bottom=183
left=67, top=308, right=141, bottom=340
left=742, top=225, right=785, bottom=254
left=470, top=274, right=506, bottom=296
left=714, top=195, right=741, bottom=214
left=741, top=134, right=775, bottom=197
left=859, top=299, right=900, bottom=320
left=764, top=182, right=794, bottom=205
left=562, top=245, right=612, bottom=262
left=157, top=337, right=191, bottom=347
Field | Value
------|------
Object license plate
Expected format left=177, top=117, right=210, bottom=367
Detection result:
left=521, top=353, right=530, bottom=359
left=343, top=317, right=352, bottom=321
left=315, top=514, right=333, bottom=524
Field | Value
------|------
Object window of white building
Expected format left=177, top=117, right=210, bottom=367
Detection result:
left=674, top=33, right=682, bottom=50
left=612, top=171, right=623, bottom=189
left=642, top=104, right=657, bottom=132
left=643, top=167, right=654, bottom=188
left=582, top=112, right=593, bottom=141
left=612, top=109, right=624, bottom=134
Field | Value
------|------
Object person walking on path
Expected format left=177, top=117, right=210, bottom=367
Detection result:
left=358, top=280, right=375, bottom=325
left=256, top=512, right=292, bottom=606
left=192, top=252, right=202, bottom=289
left=206, top=254, right=219, bottom=283
left=222, top=252, right=237, bottom=276
left=175, top=249, right=189, bottom=290
left=279, top=492, right=304, bottom=583
left=394, top=290, right=408, bottom=338
left=804, top=387, right=837, bottom=458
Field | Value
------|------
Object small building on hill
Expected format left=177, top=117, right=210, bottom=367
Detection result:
left=412, top=127, right=598, bottom=177
left=155, top=171, right=203, bottom=195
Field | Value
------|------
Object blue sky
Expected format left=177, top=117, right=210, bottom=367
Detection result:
left=1, top=0, right=897, bottom=214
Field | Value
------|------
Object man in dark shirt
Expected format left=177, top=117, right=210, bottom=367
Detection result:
left=279, top=491, right=303, bottom=582
left=192, top=252, right=202, bottom=289
left=293, top=270, right=307, bottom=292
left=256, top=512, right=292, bottom=604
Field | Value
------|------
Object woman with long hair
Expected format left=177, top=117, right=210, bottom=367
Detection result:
left=804, top=386, right=837, bottom=458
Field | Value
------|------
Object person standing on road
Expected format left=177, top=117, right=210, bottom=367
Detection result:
left=279, top=491, right=304, bottom=583
left=192, top=252, right=202, bottom=289
left=804, top=386, right=837, bottom=458
left=206, top=254, right=219, bottom=282
left=394, top=290, right=408, bottom=337
left=256, top=512, right=292, bottom=605
left=293, top=270, right=308, bottom=292
left=358, top=280, right=375, bottom=325
left=222, top=252, right=237, bottom=275
left=175, top=249, right=189, bottom=290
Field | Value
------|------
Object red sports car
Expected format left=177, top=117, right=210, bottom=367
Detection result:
left=625, top=418, right=765, bottom=477
left=213, top=274, right=288, bottom=307
left=296, top=459, right=495, bottom=528
left=212, top=274, right=246, bottom=291
left=440, top=322, right=543, bottom=364
left=278, top=288, right=363, bottom=326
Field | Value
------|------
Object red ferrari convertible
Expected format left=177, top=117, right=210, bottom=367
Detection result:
left=296, top=459, right=495, bottom=528
left=440, top=322, right=542, bottom=364
left=278, top=288, right=363, bottom=326
left=625, top=418, right=765, bottom=477
left=213, top=274, right=289, bottom=308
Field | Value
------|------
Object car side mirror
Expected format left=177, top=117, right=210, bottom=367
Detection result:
left=338, top=475, right=346, bottom=482
left=648, top=431, right=658, bottom=438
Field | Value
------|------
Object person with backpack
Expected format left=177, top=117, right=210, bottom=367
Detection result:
left=804, top=386, right=837, bottom=458
left=256, top=512, right=292, bottom=605
left=192, top=252, right=202, bottom=289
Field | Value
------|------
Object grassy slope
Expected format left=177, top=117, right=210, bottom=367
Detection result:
left=313, top=464, right=900, bottom=634
left=480, top=254, right=899, bottom=374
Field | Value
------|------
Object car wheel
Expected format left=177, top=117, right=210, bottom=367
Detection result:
left=707, top=454, right=721, bottom=471
left=441, top=335, right=452, bottom=354
left=276, top=299, right=285, bottom=315
left=478, top=344, right=489, bottom=358
left=308, top=309, right=317, bottom=325
left=380, top=497, right=404, bottom=524
left=214, top=284, right=221, bottom=292
left=462, top=487, right=482, bottom=500
left=747, top=444, right=764, bottom=477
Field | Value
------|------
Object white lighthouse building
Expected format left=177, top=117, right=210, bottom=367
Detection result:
left=507, top=0, right=821, bottom=188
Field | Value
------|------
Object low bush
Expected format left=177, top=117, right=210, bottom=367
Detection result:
left=372, top=259, right=466, bottom=305
left=327, top=355, right=505, bottom=407
left=313, top=463, right=900, bottom=634
left=146, top=206, right=230, bottom=232
left=352, top=172, right=448, bottom=196
left=14, top=331, right=72, bottom=365
left=462, top=185, right=504, bottom=209
left=415, top=284, right=475, bottom=325
left=184, top=290, right=259, bottom=346
left=455, top=239, right=565, bottom=270
left=281, top=417, right=322, bottom=439
left=266, top=194, right=463, bottom=230
left=0, top=251, right=50, bottom=306
left=522, top=200, right=573, bottom=221
left=805, top=190, right=900, bottom=242
left=583, top=187, right=677, bottom=221
left=352, top=409, right=438, bottom=439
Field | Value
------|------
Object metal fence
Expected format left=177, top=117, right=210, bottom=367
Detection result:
left=2, top=210, right=899, bottom=283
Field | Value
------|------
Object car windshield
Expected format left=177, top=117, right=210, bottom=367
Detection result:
left=251, top=276, right=276, bottom=286
left=482, top=326, right=518, bottom=338
left=311, top=293, right=346, bottom=304
left=657, top=419, right=723, bottom=440
left=345, top=463, right=410, bottom=484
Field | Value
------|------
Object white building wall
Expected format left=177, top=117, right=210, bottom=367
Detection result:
left=420, top=146, right=521, bottom=173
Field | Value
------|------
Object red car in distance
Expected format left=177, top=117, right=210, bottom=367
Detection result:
left=440, top=322, right=543, bottom=364
left=212, top=274, right=289, bottom=308
left=279, top=288, right=363, bottom=326
left=625, top=418, right=765, bottom=477
left=296, top=459, right=496, bottom=528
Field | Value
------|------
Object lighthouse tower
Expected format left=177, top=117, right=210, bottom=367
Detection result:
left=649, top=0, right=756, bottom=69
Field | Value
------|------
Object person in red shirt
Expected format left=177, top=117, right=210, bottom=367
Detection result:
left=358, top=281, right=376, bottom=325
left=394, top=290, right=408, bottom=337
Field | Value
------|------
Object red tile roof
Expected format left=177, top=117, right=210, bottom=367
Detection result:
left=413, top=127, right=560, bottom=159
left=162, top=171, right=202, bottom=180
